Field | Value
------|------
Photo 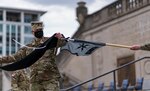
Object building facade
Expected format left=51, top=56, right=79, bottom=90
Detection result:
left=0, top=7, right=46, bottom=91
left=57, top=0, right=150, bottom=90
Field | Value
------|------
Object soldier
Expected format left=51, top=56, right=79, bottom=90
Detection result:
left=0, top=46, right=30, bottom=91
left=0, top=21, right=65, bottom=91
left=29, top=21, right=65, bottom=91
left=27, top=21, right=66, bottom=91
left=130, top=44, right=150, bottom=50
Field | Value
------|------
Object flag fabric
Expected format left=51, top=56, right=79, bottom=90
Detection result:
left=0, top=34, right=58, bottom=71
left=60, top=39, right=106, bottom=56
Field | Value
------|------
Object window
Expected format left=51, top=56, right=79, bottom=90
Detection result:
left=18, top=44, right=21, bottom=49
left=6, top=12, right=21, bottom=22
left=0, top=36, right=2, bottom=43
left=6, top=47, right=9, bottom=55
left=0, top=24, right=2, bottom=32
left=11, top=46, right=16, bottom=54
left=24, top=13, right=38, bottom=23
left=0, top=47, right=3, bottom=54
left=17, top=37, right=20, bottom=43
left=6, top=24, right=10, bottom=33
left=24, top=26, right=32, bottom=34
left=11, top=25, right=16, bottom=33
left=24, top=37, right=33, bottom=44
left=6, top=51, right=9, bottom=55
left=117, top=55, right=135, bottom=86
left=6, top=25, right=10, bottom=46
left=0, top=11, right=2, bottom=21
left=17, top=26, right=21, bottom=42
left=18, top=26, right=21, bottom=34
left=11, top=25, right=16, bottom=41
left=11, top=40, right=15, bottom=46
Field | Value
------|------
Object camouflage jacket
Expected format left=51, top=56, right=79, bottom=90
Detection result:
left=28, top=37, right=65, bottom=83
left=0, top=45, right=29, bottom=90
left=0, top=36, right=65, bottom=85
left=11, top=70, right=29, bottom=91
left=0, top=47, right=27, bottom=64
left=140, top=43, right=150, bottom=51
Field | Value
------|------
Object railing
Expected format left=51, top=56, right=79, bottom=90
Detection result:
left=84, top=0, right=150, bottom=31
left=60, top=56, right=150, bottom=91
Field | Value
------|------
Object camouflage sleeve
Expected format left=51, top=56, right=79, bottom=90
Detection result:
left=44, top=37, right=66, bottom=47
left=0, top=47, right=27, bottom=64
left=140, top=43, right=150, bottom=51
left=57, top=39, right=67, bottom=47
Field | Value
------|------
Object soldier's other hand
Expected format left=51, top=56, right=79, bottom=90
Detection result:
left=54, top=33, right=64, bottom=39
left=130, top=45, right=141, bottom=50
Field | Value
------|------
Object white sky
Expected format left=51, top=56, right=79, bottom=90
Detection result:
left=0, top=0, right=115, bottom=37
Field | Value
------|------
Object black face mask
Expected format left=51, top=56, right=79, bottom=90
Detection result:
left=34, top=30, right=43, bottom=38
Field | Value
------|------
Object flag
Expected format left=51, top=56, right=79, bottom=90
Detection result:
left=0, top=34, right=58, bottom=71
left=60, top=39, right=106, bottom=56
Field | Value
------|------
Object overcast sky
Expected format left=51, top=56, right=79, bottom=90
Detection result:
left=0, top=0, right=116, bottom=37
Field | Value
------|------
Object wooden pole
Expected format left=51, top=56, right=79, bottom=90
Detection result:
left=106, top=43, right=131, bottom=48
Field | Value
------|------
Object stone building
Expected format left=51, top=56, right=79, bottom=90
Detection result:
left=57, top=0, right=150, bottom=90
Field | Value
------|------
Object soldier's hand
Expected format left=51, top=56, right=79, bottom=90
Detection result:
left=130, top=45, right=141, bottom=50
left=54, top=33, right=64, bottom=39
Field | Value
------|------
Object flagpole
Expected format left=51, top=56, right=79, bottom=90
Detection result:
left=106, top=43, right=131, bottom=48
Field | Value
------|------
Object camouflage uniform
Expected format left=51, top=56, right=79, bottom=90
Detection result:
left=140, top=44, right=150, bottom=51
left=0, top=47, right=30, bottom=91
left=29, top=37, right=63, bottom=91
left=0, top=21, right=64, bottom=91
left=11, top=70, right=29, bottom=91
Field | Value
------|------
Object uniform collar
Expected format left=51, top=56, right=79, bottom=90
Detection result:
left=32, top=37, right=45, bottom=45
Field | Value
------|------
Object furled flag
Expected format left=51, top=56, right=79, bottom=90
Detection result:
left=60, top=39, right=106, bottom=56
left=0, top=34, right=58, bottom=71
